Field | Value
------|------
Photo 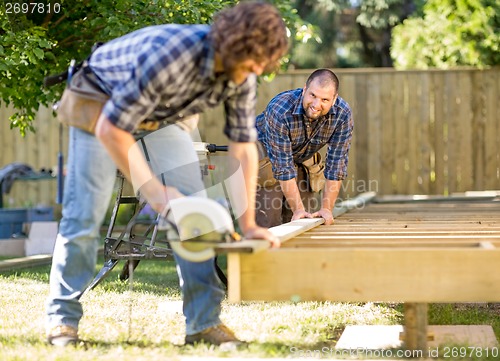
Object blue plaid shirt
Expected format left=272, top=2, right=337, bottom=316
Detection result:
left=89, top=24, right=257, bottom=142
left=256, top=88, right=353, bottom=181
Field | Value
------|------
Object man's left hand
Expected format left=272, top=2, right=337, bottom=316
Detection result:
left=311, top=208, right=334, bottom=225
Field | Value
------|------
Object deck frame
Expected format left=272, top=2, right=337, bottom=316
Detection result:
left=227, top=192, right=500, bottom=351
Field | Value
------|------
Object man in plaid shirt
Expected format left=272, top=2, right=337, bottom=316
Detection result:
left=46, top=1, right=288, bottom=347
left=255, top=69, right=353, bottom=227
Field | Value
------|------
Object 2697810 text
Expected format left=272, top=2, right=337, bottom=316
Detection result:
left=5, top=2, right=61, bottom=14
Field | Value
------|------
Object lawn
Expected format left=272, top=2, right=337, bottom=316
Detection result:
left=0, top=256, right=499, bottom=360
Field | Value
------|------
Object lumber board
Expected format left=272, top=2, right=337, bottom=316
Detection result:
left=215, top=218, right=324, bottom=254
left=229, top=247, right=500, bottom=303
left=218, top=192, right=375, bottom=254
left=0, top=254, right=52, bottom=271
left=282, top=241, right=500, bottom=249
left=404, top=303, right=428, bottom=351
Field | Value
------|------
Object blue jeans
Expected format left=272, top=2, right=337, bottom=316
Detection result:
left=46, top=125, right=225, bottom=336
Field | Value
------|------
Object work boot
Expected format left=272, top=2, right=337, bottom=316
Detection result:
left=185, top=323, right=243, bottom=346
left=47, top=325, right=78, bottom=346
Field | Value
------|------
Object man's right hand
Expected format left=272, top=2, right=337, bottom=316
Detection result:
left=244, top=226, right=281, bottom=248
left=291, top=209, right=313, bottom=221
left=150, top=185, right=184, bottom=214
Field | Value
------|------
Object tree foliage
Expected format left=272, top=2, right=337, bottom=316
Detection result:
left=289, top=0, right=422, bottom=69
left=0, top=0, right=309, bottom=135
left=391, top=0, right=500, bottom=69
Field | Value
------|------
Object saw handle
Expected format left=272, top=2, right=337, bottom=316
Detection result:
left=206, top=144, right=228, bottom=153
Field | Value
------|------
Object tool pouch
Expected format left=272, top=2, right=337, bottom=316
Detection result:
left=56, top=64, right=109, bottom=134
left=301, top=152, right=326, bottom=193
left=256, top=141, right=278, bottom=188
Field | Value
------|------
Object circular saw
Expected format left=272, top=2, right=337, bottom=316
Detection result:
left=163, top=197, right=235, bottom=262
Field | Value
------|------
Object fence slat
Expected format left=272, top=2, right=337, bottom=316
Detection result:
left=380, top=72, right=396, bottom=194
left=418, top=72, right=432, bottom=195
left=393, top=73, right=408, bottom=193
left=483, top=70, right=500, bottom=190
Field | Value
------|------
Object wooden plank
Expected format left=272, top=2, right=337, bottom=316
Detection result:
left=432, top=71, right=446, bottom=194
left=0, top=254, right=53, bottom=271
left=340, top=73, right=357, bottom=200
left=215, top=218, right=325, bottom=254
left=471, top=71, right=485, bottom=190
left=380, top=72, right=396, bottom=194
left=447, top=71, right=460, bottom=193
left=458, top=72, right=474, bottom=191
left=353, top=73, right=369, bottom=186
left=393, top=72, right=408, bottom=194
left=483, top=69, right=500, bottom=190
left=366, top=73, right=381, bottom=188
left=336, top=325, right=498, bottom=351
left=219, top=192, right=376, bottom=254
left=0, top=106, right=16, bottom=206
left=282, top=241, right=498, bottom=249
left=227, top=253, right=241, bottom=302
left=229, top=247, right=500, bottom=303
left=407, top=72, right=420, bottom=194
left=418, top=72, right=432, bottom=194
left=403, top=303, right=428, bottom=351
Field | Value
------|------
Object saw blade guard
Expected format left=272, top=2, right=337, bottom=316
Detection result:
left=166, top=197, right=234, bottom=262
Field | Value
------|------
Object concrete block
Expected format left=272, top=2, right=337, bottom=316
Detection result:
left=24, top=221, right=58, bottom=256
left=0, top=238, right=25, bottom=257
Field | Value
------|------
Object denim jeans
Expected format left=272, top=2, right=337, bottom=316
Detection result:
left=46, top=124, right=225, bottom=336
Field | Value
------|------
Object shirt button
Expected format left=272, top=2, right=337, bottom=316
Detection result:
left=178, top=113, right=184, bottom=118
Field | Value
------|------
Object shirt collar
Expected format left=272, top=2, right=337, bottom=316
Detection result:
left=198, top=36, right=240, bottom=90
left=293, top=89, right=305, bottom=116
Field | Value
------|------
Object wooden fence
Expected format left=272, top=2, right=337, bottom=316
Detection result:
left=1, top=68, right=499, bottom=208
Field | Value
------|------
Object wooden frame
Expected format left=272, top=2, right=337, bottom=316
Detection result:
left=227, top=192, right=500, bottom=350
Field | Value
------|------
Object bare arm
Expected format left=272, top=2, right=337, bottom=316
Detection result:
left=227, top=141, right=280, bottom=246
left=94, top=115, right=182, bottom=213
left=312, top=179, right=342, bottom=225
left=279, top=178, right=312, bottom=220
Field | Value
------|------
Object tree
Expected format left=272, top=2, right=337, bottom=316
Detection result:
left=0, top=0, right=310, bottom=135
left=391, top=0, right=500, bottom=69
left=288, top=0, right=422, bottom=69
left=355, top=0, right=422, bottom=67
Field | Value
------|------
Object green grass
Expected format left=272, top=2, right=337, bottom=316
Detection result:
left=0, top=257, right=499, bottom=360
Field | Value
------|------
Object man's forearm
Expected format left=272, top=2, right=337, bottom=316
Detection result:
left=227, top=141, right=259, bottom=233
left=94, top=114, right=167, bottom=212
left=322, top=179, right=342, bottom=211
left=279, top=178, right=304, bottom=213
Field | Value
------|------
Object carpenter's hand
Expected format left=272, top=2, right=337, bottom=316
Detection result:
left=291, top=209, right=313, bottom=221
left=165, top=186, right=184, bottom=202
left=244, top=226, right=281, bottom=248
left=311, top=208, right=334, bottom=225
left=147, top=186, right=184, bottom=214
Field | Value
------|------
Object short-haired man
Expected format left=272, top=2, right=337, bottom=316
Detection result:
left=46, top=1, right=288, bottom=347
left=255, top=69, right=353, bottom=227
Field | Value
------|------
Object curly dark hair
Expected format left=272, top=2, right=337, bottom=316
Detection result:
left=210, top=1, right=289, bottom=74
